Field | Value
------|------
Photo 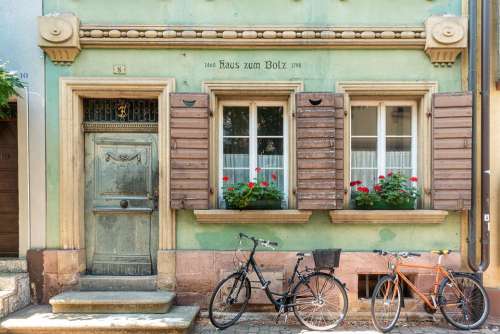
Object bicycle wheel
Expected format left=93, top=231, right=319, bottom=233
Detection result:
left=208, top=272, right=251, bottom=329
left=292, top=272, right=348, bottom=331
left=371, top=275, right=402, bottom=333
left=438, top=272, right=489, bottom=330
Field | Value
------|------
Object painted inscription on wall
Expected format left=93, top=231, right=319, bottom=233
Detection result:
left=205, top=59, right=302, bottom=70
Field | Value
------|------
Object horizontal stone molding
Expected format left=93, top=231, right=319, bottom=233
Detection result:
left=194, top=210, right=312, bottom=224
left=79, top=25, right=426, bottom=49
left=329, top=210, right=449, bottom=224
left=39, top=14, right=467, bottom=66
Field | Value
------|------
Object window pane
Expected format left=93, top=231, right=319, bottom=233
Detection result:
left=223, top=106, right=249, bottom=136
left=222, top=168, right=249, bottom=184
left=386, top=168, right=412, bottom=177
left=260, top=169, right=285, bottom=193
left=258, top=138, right=283, bottom=168
left=386, top=106, right=411, bottom=136
left=223, top=138, right=249, bottom=168
left=257, top=106, right=283, bottom=136
left=351, top=169, right=377, bottom=189
left=351, top=138, right=377, bottom=168
left=386, top=137, right=411, bottom=169
left=352, top=106, right=377, bottom=136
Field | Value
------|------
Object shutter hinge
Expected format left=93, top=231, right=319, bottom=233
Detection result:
left=426, top=111, right=432, bottom=118
left=292, top=112, right=296, bottom=118
left=209, top=109, right=214, bottom=117
left=292, top=188, right=297, bottom=195
left=209, top=187, right=214, bottom=195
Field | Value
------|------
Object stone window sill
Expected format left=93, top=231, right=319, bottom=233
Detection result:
left=329, top=210, right=448, bottom=224
left=194, top=210, right=312, bottom=224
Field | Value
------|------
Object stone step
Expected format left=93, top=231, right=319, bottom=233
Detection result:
left=0, top=259, right=26, bottom=274
left=0, top=305, right=199, bottom=334
left=79, top=275, right=157, bottom=291
left=50, top=291, right=175, bottom=314
left=0, top=272, right=30, bottom=319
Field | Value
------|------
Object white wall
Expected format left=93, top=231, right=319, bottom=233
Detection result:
left=0, top=0, right=46, bottom=254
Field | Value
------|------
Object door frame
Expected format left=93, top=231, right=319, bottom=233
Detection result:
left=59, top=78, right=175, bottom=269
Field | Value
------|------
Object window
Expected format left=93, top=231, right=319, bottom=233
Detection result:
left=218, top=100, right=288, bottom=208
left=350, top=101, right=417, bottom=188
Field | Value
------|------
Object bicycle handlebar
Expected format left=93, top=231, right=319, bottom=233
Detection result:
left=239, top=233, right=278, bottom=248
left=373, top=249, right=421, bottom=258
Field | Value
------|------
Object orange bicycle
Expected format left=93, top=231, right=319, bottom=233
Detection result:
left=371, top=249, right=489, bottom=332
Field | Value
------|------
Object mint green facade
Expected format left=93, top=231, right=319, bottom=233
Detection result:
left=44, top=0, right=465, bottom=252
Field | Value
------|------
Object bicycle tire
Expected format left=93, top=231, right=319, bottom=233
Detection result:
left=292, top=272, right=348, bottom=331
left=371, top=275, right=402, bottom=333
left=438, top=272, right=489, bottom=330
left=208, top=272, right=251, bottom=329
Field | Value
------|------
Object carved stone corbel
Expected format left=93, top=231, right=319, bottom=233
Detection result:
left=38, top=14, right=80, bottom=65
left=424, top=15, right=468, bottom=67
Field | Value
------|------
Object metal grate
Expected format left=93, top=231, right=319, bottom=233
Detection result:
left=83, top=98, right=158, bottom=123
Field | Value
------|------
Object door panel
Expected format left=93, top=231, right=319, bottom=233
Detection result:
left=0, top=120, right=18, bottom=257
left=85, top=133, right=158, bottom=275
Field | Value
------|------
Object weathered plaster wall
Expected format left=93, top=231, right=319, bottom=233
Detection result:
left=43, top=0, right=465, bottom=251
left=0, top=0, right=46, bottom=253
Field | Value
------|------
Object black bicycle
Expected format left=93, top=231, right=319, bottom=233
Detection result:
left=208, top=233, right=349, bottom=331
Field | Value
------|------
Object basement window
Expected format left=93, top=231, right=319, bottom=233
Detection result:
left=358, top=273, right=416, bottom=299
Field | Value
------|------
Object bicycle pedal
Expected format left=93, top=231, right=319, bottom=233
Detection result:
left=283, top=312, right=289, bottom=323
left=261, top=281, right=270, bottom=289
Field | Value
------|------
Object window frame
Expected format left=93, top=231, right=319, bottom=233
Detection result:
left=350, top=100, right=418, bottom=186
left=217, top=99, right=289, bottom=208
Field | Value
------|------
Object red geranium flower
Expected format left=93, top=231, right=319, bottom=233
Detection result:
left=354, top=180, right=362, bottom=185
left=271, top=172, right=277, bottom=181
left=260, top=181, right=269, bottom=187
left=357, top=186, right=369, bottom=193
left=227, top=187, right=235, bottom=191
left=223, top=176, right=229, bottom=182
left=374, top=184, right=382, bottom=192
left=387, top=171, right=393, bottom=177
left=379, top=175, right=385, bottom=180
left=255, top=167, right=262, bottom=173
left=410, top=176, right=418, bottom=182
left=350, top=181, right=357, bottom=187
left=248, top=182, right=255, bottom=189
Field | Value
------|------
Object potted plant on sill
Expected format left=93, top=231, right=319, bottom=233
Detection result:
left=350, top=172, right=420, bottom=210
left=222, top=168, right=284, bottom=210
left=0, top=62, right=24, bottom=121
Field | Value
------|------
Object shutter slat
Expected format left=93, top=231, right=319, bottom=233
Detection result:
left=170, top=93, right=210, bottom=209
left=296, top=93, right=344, bottom=210
left=432, top=92, right=472, bottom=210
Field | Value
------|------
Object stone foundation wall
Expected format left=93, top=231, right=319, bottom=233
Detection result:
left=175, top=250, right=462, bottom=312
left=27, top=249, right=85, bottom=304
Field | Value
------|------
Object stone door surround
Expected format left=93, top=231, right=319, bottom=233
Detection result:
left=59, top=77, right=175, bottom=257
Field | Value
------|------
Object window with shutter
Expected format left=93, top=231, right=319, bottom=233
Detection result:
left=170, top=93, right=210, bottom=209
left=296, top=93, right=344, bottom=210
left=432, top=92, right=472, bottom=210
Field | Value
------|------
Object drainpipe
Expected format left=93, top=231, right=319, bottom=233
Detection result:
left=467, top=0, right=491, bottom=274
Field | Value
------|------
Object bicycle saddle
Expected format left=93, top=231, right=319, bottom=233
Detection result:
left=431, top=249, right=452, bottom=255
left=296, top=252, right=305, bottom=257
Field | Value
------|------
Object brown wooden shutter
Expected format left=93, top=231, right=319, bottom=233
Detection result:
left=296, top=93, right=344, bottom=210
left=432, top=92, right=472, bottom=210
left=170, top=93, right=210, bottom=209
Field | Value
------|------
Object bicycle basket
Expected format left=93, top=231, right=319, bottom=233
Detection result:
left=312, top=249, right=342, bottom=269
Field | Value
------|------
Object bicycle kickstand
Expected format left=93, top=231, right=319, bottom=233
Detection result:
left=275, top=306, right=289, bottom=324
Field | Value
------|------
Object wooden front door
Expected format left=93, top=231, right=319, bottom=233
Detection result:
left=85, top=133, right=159, bottom=275
left=0, top=117, right=18, bottom=257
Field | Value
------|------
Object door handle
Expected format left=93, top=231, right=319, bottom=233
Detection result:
left=120, top=200, right=129, bottom=209
left=147, top=190, right=159, bottom=210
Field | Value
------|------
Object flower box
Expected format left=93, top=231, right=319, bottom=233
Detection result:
left=350, top=172, right=420, bottom=210
left=227, top=199, right=282, bottom=210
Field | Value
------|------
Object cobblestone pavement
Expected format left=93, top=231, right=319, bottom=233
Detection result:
left=193, top=317, right=500, bottom=334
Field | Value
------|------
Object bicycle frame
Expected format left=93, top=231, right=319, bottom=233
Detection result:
left=390, top=255, right=461, bottom=310
left=237, top=240, right=314, bottom=312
